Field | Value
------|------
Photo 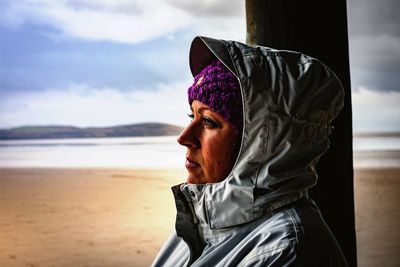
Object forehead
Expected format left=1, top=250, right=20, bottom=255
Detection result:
left=190, top=100, right=210, bottom=111
left=191, top=100, right=228, bottom=121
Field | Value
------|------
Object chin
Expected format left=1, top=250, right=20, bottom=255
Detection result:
left=186, top=174, right=203, bottom=184
left=186, top=176, right=198, bottom=184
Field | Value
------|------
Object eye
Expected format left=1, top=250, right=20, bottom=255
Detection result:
left=203, top=116, right=219, bottom=128
left=187, top=113, right=194, bottom=121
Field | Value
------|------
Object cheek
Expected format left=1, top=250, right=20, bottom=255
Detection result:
left=205, top=136, right=237, bottom=172
left=212, top=142, right=225, bottom=166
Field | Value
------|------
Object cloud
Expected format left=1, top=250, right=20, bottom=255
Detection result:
left=0, top=0, right=245, bottom=96
left=349, top=33, right=400, bottom=92
left=0, top=23, right=193, bottom=93
left=352, top=87, right=400, bottom=132
left=191, top=16, right=246, bottom=43
left=0, top=83, right=191, bottom=128
left=350, top=34, right=400, bottom=67
left=167, top=0, right=244, bottom=18
left=347, top=0, right=400, bottom=37
left=0, top=0, right=192, bottom=44
left=347, top=0, right=400, bottom=93
left=0, top=0, right=246, bottom=44
left=0, top=0, right=246, bottom=130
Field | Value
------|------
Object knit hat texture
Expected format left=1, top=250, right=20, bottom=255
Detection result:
left=188, top=60, right=243, bottom=132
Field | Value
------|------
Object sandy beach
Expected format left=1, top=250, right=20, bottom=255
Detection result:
left=0, top=168, right=184, bottom=267
left=354, top=168, right=400, bottom=267
left=1, top=167, right=399, bottom=267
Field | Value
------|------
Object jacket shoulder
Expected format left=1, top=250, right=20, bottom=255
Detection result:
left=234, top=201, right=349, bottom=267
left=151, top=232, right=189, bottom=267
left=233, top=209, right=301, bottom=267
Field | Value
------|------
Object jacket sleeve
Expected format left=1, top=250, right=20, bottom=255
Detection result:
left=237, top=241, right=349, bottom=267
left=237, top=243, right=298, bottom=267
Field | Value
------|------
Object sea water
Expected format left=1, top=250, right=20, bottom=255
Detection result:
left=353, top=135, right=400, bottom=168
left=0, top=136, right=399, bottom=168
left=0, top=136, right=185, bottom=168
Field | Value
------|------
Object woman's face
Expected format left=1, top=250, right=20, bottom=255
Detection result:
left=177, top=100, right=240, bottom=184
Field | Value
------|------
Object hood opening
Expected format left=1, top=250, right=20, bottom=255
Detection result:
left=190, top=36, right=237, bottom=77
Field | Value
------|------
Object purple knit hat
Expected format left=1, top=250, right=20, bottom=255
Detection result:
left=188, top=60, right=243, bottom=132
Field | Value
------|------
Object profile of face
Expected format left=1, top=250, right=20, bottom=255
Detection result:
left=177, top=100, right=240, bottom=184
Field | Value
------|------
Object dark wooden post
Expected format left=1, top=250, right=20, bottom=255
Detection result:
left=246, top=0, right=357, bottom=266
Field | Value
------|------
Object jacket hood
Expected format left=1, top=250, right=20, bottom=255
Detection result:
left=180, top=36, right=345, bottom=230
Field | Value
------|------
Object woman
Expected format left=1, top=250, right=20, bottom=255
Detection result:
left=152, top=36, right=349, bottom=266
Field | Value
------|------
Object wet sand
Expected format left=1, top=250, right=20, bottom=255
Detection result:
left=1, top=167, right=399, bottom=267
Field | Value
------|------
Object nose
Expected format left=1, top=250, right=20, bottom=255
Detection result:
left=177, top=122, right=200, bottom=148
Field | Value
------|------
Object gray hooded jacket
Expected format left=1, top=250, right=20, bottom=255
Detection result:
left=152, top=36, right=348, bottom=267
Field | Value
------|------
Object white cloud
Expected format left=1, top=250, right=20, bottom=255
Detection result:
left=0, top=0, right=245, bottom=44
left=193, top=16, right=246, bottom=42
left=352, top=87, right=400, bottom=132
left=1, top=0, right=192, bottom=44
left=167, top=0, right=244, bottom=17
left=0, top=83, right=191, bottom=128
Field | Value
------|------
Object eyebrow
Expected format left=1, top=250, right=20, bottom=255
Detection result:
left=197, top=107, right=210, bottom=113
left=190, top=106, right=210, bottom=114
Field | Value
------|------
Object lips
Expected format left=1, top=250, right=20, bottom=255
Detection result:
left=185, top=157, right=200, bottom=168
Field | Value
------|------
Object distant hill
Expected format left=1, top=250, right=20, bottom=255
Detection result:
left=0, top=123, right=184, bottom=140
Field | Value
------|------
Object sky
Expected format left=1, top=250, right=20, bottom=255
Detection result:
left=0, top=0, right=399, bottom=133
